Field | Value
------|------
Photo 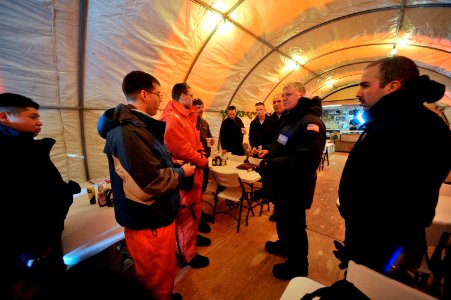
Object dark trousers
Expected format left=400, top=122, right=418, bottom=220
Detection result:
left=201, top=166, right=209, bottom=194
left=276, top=194, right=308, bottom=268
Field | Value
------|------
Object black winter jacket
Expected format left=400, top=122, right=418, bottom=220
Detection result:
left=261, top=97, right=326, bottom=209
left=0, top=124, right=78, bottom=275
left=249, top=114, right=276, bottom=150
left=338, top=75, right=451, bottom=270
left=219, top=116, right=245, bottom=155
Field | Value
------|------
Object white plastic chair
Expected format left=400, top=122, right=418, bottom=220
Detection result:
left=211, top=169, right=254, bottom=233
left=346, top=260, right=437, bottom=300
left=205, top=179, right=217, bottom=195
left=280, top=277, right=324, bottom=300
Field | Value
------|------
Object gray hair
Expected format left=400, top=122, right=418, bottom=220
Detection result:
left=284, top=82, right=306, bottom=94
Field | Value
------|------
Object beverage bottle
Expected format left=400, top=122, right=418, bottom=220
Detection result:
left=87, top=185, right=96, bottom=205
left=104, top=179, right=114, bottom=207
left=104, top=178, right=111, bottom=190
left=98, top=183, right=107, bottom=207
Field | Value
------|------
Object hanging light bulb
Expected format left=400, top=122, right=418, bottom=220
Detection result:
left=217, top=19, right=233, bottom=34
left=325, top=76, right=335, bottom=88
left=390, top=44, right=398, bottom=56
left=289, top=47, right=307, bottom=65
left=281, top=47, right=307, bottom=73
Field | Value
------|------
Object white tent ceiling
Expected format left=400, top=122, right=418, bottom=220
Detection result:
left=0, top=0, right=450, bottom=182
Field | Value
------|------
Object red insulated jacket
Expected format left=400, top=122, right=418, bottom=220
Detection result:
left=160, top=100, right=208, bottom=262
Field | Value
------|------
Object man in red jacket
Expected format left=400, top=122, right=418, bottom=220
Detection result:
left=161, top=83, right=210, bottom=268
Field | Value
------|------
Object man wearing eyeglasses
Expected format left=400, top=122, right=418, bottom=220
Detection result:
left=161, top=83, right=210, bottom=269
left=97, top=71, right=195, bottom=299
left=258, top=82, right=326, bottom=280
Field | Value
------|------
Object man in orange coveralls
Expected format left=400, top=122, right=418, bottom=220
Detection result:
left=161, top=83, right=210, bottom=268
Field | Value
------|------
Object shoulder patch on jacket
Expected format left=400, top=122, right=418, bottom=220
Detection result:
left=307, top=123, right=319, bottom=132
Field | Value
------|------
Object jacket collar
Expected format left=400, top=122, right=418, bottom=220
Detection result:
left=170, top=99, right=190, bottom=117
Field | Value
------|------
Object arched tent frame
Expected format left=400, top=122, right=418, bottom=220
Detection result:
left=0, top=0, right=449, bottom=182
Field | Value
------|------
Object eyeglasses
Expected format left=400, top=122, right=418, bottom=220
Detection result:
left=273, top=100, right=282, bottom=104
left=143, top=89, right=163, bottom=99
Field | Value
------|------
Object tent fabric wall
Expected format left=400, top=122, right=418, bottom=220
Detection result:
left=0, top=0, right=450, bottom=183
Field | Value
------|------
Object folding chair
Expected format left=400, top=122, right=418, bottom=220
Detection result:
left=247, top=156, right=270, bottom=215
left=318, top=146, right=329, bottom=170
left=211, top=169, right=254, bottom=233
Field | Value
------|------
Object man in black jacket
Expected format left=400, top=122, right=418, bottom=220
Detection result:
left=338, top=56, right=451, bottom=283
left=249, top=102, right=275, bottom=156
left=258, top=82, right=326, bottom=280
left=219, top=106, right=246, bottom=155
left=269, top=93, right=287, bottom=130
left=267, top=94, right=287, bottom=222
left=0, top=93, right=80, bottom=299
left=192, top=98, right=215, bottom=234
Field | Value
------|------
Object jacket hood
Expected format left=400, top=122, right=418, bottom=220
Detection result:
left=365, top=75, right=445, bottom=121
left=289, top=96, right=323, bottom=118
left=401, top=75, right=445, bottom=104
left=97, top=105, right=122, bottom=139
left=97, top=103, right=166, bottom=141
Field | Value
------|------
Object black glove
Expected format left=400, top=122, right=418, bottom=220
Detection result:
left=333, top=240, right=350, bottom=270
left=67, top=180, right=81, bottom=195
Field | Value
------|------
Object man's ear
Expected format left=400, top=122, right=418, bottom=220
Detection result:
left=388, top=80, right=401, bottom=92
left=0, top=111, right=10, bottom=123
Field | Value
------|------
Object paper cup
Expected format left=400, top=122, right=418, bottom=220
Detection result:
left=206, top=138, right=214, bottom=147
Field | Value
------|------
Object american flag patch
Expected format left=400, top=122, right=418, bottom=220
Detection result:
left=307, top=124, right=320, bottom=132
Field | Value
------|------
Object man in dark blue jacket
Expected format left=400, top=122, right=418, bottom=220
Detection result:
left=258, top=82, right=326, bottom=280
left=97, top=71, right=195, bottom=299
left=338, top=56, right=451, bottom=284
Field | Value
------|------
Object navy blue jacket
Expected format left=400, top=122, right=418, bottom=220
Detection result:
left=97, top=104, right=184, bottom=230
left=262, top=97, right=326, bottom=209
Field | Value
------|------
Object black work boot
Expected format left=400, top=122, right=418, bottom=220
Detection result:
left=198, top=220, right=211, bottom=233
left=273, top=260, right=308, bottom=280
left=200, top=211, right=214, bottom=223
left=265, top=240, right=288, bottom=256
left=196, top=234, right=211, bottom=247
left=188, top=253, right=209, bottom=268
